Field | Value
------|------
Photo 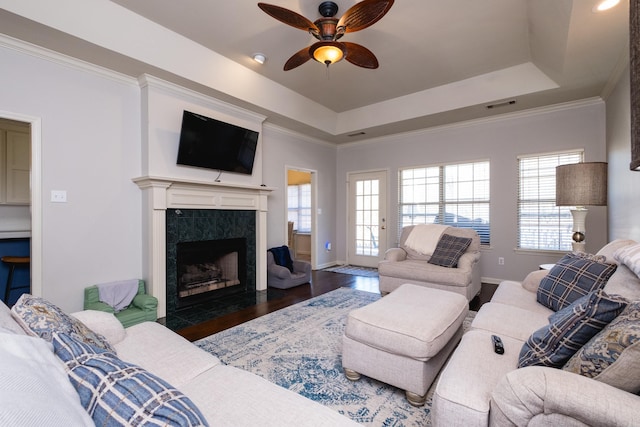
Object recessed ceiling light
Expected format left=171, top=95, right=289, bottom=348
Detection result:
left=252, top=53, right=266, bottom=64
left=593, top=0, right=620, bottom=12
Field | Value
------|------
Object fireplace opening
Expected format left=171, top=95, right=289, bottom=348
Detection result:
left=176, top=238, right=247, bottom=309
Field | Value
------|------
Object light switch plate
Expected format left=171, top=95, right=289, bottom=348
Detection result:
left=51, top=190, right=67, bottom=203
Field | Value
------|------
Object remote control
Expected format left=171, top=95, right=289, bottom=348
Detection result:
left=492, top=335, right=504, bottom=355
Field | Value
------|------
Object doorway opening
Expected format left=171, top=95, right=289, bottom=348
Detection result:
left=286, top=168, right=315, bottom=267
left=0, top=113, right=39, bottom=303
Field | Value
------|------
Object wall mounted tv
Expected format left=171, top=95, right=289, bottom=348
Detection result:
left=176, top=110, right=259, bottom=175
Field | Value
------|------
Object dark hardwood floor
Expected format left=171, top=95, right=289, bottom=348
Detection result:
left=176, top=270, right=497, bottom=342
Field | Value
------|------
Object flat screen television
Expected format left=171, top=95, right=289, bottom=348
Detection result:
left=176, top=110, right=259, bottom=175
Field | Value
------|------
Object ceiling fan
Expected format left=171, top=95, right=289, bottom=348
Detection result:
left=257, top=0, right=394, bottom=70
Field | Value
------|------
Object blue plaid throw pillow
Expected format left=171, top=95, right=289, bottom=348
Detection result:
left=537, top=252, right=617, bottom=311
left=428, top=234, right=472, bottom=268
left=518, top=290, right=627, bottom=368
left=52, top=332, right=209, bottom=427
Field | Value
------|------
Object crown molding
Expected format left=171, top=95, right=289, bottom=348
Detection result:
left=138, top=74, right=267, bottom=124
left=262, top=122, right=335, bottom=148
left=338, top=97, right=605, bottom=150
left=0, top=34, right=137, bottom=87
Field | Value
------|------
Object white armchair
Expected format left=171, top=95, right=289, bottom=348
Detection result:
left=378, top=225, right=481, bottom=300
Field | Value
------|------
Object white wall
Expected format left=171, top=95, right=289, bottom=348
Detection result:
left=139, top=76, right=265, bottom=187
left=262, top=125, right=337, bottom=269
left=1, top=44, right=143, bottom=312
left=336, top=100, right=608, bottom=282
left=1, top=42, right=340, bottom=312
left=1, top=35, right=621, bottom=311
left=607, top=65, right=640, bottom=240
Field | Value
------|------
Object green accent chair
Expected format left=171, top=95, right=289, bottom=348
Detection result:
left=83, top=279, right=158, bottom=328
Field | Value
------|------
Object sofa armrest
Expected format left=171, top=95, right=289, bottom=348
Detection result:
left=83, top=285, right=101, bottom=308
left=293, top=259, right=311, bottom=275
left=456, top=250, right=480, bottom=271
left=84, top=301, right=115, bottom=314
left=268, top=263, right=292, bottom=279
left=490, top=366, right=640, bottom=427
left=384, top=247, right=407, bottom=262
left=131, top=294, right=158, bottom=311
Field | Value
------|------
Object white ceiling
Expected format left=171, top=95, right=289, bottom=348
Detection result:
left=0, top=0, right=629, bottom=143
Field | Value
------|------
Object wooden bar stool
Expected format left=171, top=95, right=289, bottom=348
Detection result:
left=1, top=256, right=30, bottom=304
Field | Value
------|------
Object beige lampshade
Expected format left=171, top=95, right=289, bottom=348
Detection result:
left=556, top=162, right=608, bottom=206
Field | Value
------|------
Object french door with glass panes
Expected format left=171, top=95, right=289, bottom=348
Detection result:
left=347, top=170, right=388, bottom=267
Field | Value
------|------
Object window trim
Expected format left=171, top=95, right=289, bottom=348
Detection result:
left=398, top=159, right=491, bottom=246
left=516, top=149, right=584, bottom=252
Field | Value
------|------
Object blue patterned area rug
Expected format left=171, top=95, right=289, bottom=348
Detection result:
left=196, top=288, right=473, bottom=426
left=322, top=265, right=379, bottom=277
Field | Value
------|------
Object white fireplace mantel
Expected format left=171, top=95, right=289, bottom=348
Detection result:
left=133, top=175, right=274, bottom=318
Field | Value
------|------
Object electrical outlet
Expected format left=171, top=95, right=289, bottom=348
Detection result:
left=325, top=242, right=332, bottom=251
left=498, top=257, right=505, bottom=265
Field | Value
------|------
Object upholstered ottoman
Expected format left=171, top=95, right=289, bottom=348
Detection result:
left=342, top=284, right=468, bottom=406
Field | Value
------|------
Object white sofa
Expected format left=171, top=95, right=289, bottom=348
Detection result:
left=378, top=224, right=481, bottom=300
left=0, top=298, right=357, bottom=426
left=432, top=239, right=640, bottom=426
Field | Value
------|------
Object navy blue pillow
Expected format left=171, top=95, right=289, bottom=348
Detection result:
left=518, top=289, right=627, bottom=368
left=428, top=234, right=472, bottom=268
left=537, top=252, right=617, bottom=311
left=269, top=246, right=294, bottom=272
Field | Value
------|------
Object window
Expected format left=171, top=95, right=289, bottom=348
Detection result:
left=287, top=184, right=311, bottom=233
left=517, top=150, right=583, bottom=251
left=399, top=160, right=490, bottom=245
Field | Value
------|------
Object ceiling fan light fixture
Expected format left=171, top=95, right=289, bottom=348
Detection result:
left=310, top=42, right=346, bottom=66
left=592, top=0, right=620, bottom=12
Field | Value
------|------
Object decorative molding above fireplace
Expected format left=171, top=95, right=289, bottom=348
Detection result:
left=133, top=175, right=274, bottom=318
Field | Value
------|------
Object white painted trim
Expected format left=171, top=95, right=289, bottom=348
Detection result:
left=338, top=97, right=605, bottom=150
left=263, top=122, right=334, bottom=148
left=132, top=176, right=273, bottom=318
left=138, top=75, right=267, bottom=124
left=0, top=110, right=41, bottom=299
left=0, top=34, right=136, bottom=87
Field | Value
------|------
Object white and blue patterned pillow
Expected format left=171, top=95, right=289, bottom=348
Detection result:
left=11, top=294, right=115, bottom=352
left=52, top=332, right=209, bottom=427
left=564, top=301, right=640, bottom=393
left=428, top=234, right=472, bottom=268
left=537, top=252, right=617, bottom=311
left=518, top=289, right=627, bottom=368
left=614, top=242, right=640, bottom=277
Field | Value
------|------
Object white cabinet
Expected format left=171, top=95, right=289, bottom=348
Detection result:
left=0, top=120, right=30, bottom=205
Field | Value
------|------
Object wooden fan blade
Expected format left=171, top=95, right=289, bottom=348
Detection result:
left=342, top=42, right=379, bottom=69
left=337, top=0, right=394, bottom=33
left=258, top=3, right=320, bottom=35
left=283, top=46, right=312, bottom=71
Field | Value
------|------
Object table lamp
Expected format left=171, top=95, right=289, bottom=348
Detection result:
left=555, top=162, right=607, bottom=252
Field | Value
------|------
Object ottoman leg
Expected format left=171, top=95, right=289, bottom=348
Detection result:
left=406, top=390, right=428, bottom=407
left=343, top=368, right=361, bottom=381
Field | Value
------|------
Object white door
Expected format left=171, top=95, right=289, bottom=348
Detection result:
left=347, top=170, right=388, bottom=267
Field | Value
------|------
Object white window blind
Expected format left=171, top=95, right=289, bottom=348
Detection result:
left=287, top=184, right=311, bottom=233
left=517, top=150, right=583, bottom=251
left=399, top=160, right=490, bottom=245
